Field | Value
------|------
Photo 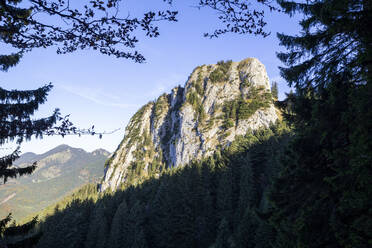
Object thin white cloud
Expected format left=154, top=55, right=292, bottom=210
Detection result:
left=146, top=73, right=186, bottom=98
left=57, top=84, right=138, bottom=109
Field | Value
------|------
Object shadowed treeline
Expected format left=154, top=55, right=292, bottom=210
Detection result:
left=34, top=122, right=290, bottom=248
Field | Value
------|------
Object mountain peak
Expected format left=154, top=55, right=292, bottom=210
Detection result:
left=100, top=58, right=278, bottom=191
left=0, top=144, right=108, bottom=221
left=52, top=144, right=71, bottom=150
left=40, top=144, right=72, bottom=154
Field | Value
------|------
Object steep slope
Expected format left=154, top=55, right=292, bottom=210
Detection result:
left=35, top=123, right=291, bottom=248
left=0, top=145, right=109, bottom=221
left=100, top=58, right=278, bottom=191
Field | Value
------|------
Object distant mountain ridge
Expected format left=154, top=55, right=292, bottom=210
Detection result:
left=0, top=144, right=109, bottom=221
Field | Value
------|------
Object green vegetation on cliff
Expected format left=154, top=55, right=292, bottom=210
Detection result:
left=210, top=60, right=233, bottom=83
left=221, top=86, right=272, bottom=130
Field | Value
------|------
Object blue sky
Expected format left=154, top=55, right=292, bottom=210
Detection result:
left=1, top=1, right=301, bottom=154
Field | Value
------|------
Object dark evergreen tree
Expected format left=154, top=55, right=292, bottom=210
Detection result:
left=107, top=199, right=129, bottom=248
left=236, top=208, right=258, bottom=248
left=269, top=0, right=372, bottom=247
left=147, top=178, right=173, bottom=248
left=125, top=201, right=146, bottom=247
left=253, top=222, right=275, bottom=248
left=199, top=159, right=218, bottom=247
left=238, top=154, right=256, bottom=215
left=0, top=84, right=57, bottom=183
left=166, top=169, right=197, bottom=248
left=214, top=218, right=233, bottom=248
left=270, top=82, right=278, bottom=99
left=84, top=202, right=109, bottom=248
left=0, top=83, right=78, bottom=246
left=216, top=166, right=234, bottom=224
left=132, top=229, right=148, bottom=248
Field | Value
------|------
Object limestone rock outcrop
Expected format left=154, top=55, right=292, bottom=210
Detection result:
left=100, top=58, right=278, bottom=191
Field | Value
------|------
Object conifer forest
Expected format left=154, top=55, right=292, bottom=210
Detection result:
left=0, top=1, right=371, bottom=247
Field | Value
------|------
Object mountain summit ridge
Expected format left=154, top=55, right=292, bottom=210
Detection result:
left=100, top=58, right=278, bottom=191
left=0, top=144, right=109, bottom=221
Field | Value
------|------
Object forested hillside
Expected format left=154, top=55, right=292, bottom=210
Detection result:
left=0, top=145, right=109, bottom=221
left=35, top=122, right=291, bottom=248
left=1, top=1, right=370, bottom=247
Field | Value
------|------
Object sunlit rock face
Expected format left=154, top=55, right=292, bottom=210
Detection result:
left=100, top=58, right=278, bottom=192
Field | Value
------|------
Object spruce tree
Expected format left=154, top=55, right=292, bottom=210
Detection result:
left=216, top=167, right=234, bottom=224
left=84, top=202, right=109, bottom=248
left=238, top=154, right=256, bottom=216
left=132, top=229, right=148, bottom=248
left=0, top=84, right=58, bottom=183
left=107, top=199, right=129, bottom=248
left=167, top=174, right=195, bottom=248
left=200, top=159, right=217, bottom=246
left=124, top=201, right=146, bottom=247
left=236, top=208, right=258, bottom=248
left=0, top=82, right=66, bottom=246
left=0, top=73, right=99, bottom=247
left=214, top=218, right=233, bottom=248
left=269, top=0, right=372, bottom=247
left=253, top=221, right=275, bottom=248
left=147, top=179, right=173, bottom=248
left=270, top=82, right=278, bottom=100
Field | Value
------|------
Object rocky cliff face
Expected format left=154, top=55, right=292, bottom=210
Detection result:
left=100, top=58, right=278, bottom=191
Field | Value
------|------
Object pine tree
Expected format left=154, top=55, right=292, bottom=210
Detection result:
left=124, top=201, right=146, bottom=247
left=214, top=218, right=233, bottom=248
left=147, top=179, right=173, bottom=248
left=216, top=167, right=234, bottom=224
left=0, top=84, right=59, bottom=183
left=108, top=199, right=129, bottom=248
left=199, top=160, right=217, bottom=247
left=253, top=221, right=275, bottom=248
left=270, top=82, right=278, bottom=100
left=238, top=154, right=256, bottom=216
left=236, top=208, right=258, bottom=248
left=0, top=83, right=63, bottom=246
left=84, top=203, right=109, bottom=248
left=132, top=229, right=148, bottom=248
left=269, top=0, right=372, bottom=247
left=0, top=79, right=99, bottom=247
left=167, top=173, right=195, bottom=248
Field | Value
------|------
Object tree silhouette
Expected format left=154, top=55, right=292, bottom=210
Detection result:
left=269, top=0, right=372, bottom=247
left=168, top=0, right=280, bottom=38
left=0, top=0, right=178, bottom=66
